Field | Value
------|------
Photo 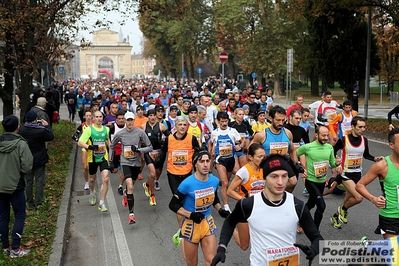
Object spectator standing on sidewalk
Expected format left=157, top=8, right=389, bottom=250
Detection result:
left=0, top=115, right=33, bottom=258
left=18, top=111, right=54, bottom=209
left=30, top=97, right=50, bottom=124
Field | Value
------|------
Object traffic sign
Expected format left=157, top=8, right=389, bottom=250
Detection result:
left=58, top=66, right=65, bottom=74
left=197, top=68, right=203, bottom=74
left=182, top=71, right=187, bottom=77
left=219, top=52, right=228, bottom=63
left=251, top=72, right=257, bottom=78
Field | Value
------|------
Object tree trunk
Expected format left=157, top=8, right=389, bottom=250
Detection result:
left=2, top=30, right=15, bottom=117
left=310, top=67, right=319, bottom=96
left=274, top=73, right=283, bottom=96
left=189, top=53, right=195, bottom=80
left=19, top=69, right=34, bottom=121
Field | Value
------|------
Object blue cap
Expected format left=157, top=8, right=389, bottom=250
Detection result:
left=242, top=105, right=249, bottom=110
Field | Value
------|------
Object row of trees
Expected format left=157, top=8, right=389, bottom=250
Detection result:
left=0, top=0, right=398, bottom=118
left=138, top=0, right=399, bottom=99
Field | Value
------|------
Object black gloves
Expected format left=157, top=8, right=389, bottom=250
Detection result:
left=189, top=212, right=205, bottom=224
left=210, top=245, right=226, bottom=266
left=218, top=209, right=230, bottom=218
left=131, top=145, right=139, bottom=153
left=294, top=243, right=316, bottom=264
left=295, top=161, right=305, bottom=174
left=108, top=162, right=115, bottom=171
left=88, top=145, right=99, bottom=151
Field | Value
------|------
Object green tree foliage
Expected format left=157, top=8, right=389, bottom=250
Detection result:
left=214, top=0, right=296, bottom=95
left=138, top=0, right=215, bottom=79
left=0, top=0, right=136, bottom=119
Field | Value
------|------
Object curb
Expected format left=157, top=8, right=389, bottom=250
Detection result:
left=48, top=142, right=78, bottom=266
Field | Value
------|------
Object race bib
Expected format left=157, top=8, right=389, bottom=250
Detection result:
left=84, top=104, right=91, bottom=109
left=347, top=153, right=362, bottom=169
left=149, top=149, right=160, bottom=160
left=314, top=160, right=329, bottom=178
left=327, top=112, right=337, bottom=121
left=93, top=141, right=106, bottom=157
left=123, top=146, right=138, bottom=159
left=219, top=142, right=233, bottom=157
left=240, top=133, right=246, bottom=142
left=194, top=187, right=215, bottom=212
left=293, top=142, right=300, bottom=151
left=269, top=142, right=288, bottom=155
left=267, top=246, right=299, bottom=266
left=344, top=129, right=352, bottom=135
left=172, top=150, right=188, bottom=166
left=68, top=98, right=75, bottom=104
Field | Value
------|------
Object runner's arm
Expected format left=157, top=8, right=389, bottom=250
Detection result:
left=362, top=138, right=379, bottom=161
left=356, top=160, right=387, bottom=202
left=387, top=105, right=399, bottom=124
left=227, top=175, right=245, bottom=201
left=328, top=114, right=342, bottom=137
left=169, top=190, right=191, bottom=218
left=139, top=132, right=153, bottom=153
left=333, top=138, right=344, bottom=154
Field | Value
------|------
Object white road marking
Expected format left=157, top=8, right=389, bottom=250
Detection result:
left=106, top=181, right=134, bottom=266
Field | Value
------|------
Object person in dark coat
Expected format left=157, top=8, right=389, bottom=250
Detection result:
left=18, top=111, right=54, bottom=208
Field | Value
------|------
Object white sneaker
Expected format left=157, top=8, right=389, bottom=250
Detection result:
left=84, top=182, right=89, bottom=190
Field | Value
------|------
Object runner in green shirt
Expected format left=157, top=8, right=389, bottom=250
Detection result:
left=296, top=125, right=341, bottom=229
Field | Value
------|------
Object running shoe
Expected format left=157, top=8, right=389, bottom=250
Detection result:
left=303, top=187, right=308, bottom=196
left=149, top=195, right=156, bottom=206
left=296, top=225, right=303, bottom=234
left=122, top=189, right=128, bottom=207
left=3, top=247, right=10, bottom=256
left=142, top=182, right=150, bottom=197
left=117, top=186, right=123, bottom=196
left=331, top=214, right=342, bottom=229
left=84, top=182, right=89, bottom=190
left=338, top=205, right=348, bottom=224
left=172, top=229, right=181, bottom=246
left=138, top=173, right=143, bottom=180
left=98, top=203, right=108, bottom=212
left=154, top=180, right=160, bottom=191
left=10, top=247, right=30, bottom=258
left=89, top=193, right=96, bottom=206
left=128, top=214, right=136, bottom=225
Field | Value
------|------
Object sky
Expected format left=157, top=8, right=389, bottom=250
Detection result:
left=77, top=10, right=143, bottom=54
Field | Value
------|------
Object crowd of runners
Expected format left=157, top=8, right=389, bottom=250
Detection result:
left=66, top=77, right=399, bottom=266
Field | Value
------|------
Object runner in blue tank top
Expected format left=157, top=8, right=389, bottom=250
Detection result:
left=251, top=105, right=304, bottom=193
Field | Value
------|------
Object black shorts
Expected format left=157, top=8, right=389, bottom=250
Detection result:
left=112, top=155, right=121, bottom=169
left=215, top=156, right=235, bottom=173
left=144, top=153, right=165, bottom=170
left=88, top=160, right=109, bottom=175
left=167, top=172, right=191, bottom=194
left=341, top=172, right=361, bottom=184
left=375, top=215, right=399, bottom=235
left=122, top=165, right=141, bottom=181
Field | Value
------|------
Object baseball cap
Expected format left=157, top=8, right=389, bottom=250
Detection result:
left=136, top=105, right=144, bottom=112
left=155, top=105, right=165, bottom=112
left=147, top=109, right=156, bottom=116
left=37, top=97, right=47, bottom=106
left=242, top=104, right=249, bottom=110
left=124, top=112, right=135, bottom=120
left=147, top=95, right=154, bottom=99
left=169, top=105, right=179, bottom=111
left=257, top=109, right=266, bottom=115
left=161, top=88, right=167, bottom=93
left=183, top=98, right=191, bottom=103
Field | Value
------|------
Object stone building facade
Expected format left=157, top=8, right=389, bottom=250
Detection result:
left=79, top=29, right=132, bottom=79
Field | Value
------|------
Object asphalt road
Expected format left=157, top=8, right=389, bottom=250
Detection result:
left=60, top=111, right=392, bottom=266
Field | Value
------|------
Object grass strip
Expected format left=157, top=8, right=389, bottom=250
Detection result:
left=0, top=120, right=75, bottom=265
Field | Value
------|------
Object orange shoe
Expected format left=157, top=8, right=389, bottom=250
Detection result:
left=122, top=189, right=128, bottom=207
left=138, top=173, right=143, bottom=180
left=128, top=214, right=136, bottom=225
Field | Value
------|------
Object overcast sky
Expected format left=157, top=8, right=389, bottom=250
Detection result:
left=77, top=10, right=143, bottom=54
